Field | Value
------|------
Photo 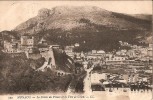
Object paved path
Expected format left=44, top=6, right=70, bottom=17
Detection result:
left=37, top=61, right=48, bottom=71
left=83, top=64, right=94, bottom=94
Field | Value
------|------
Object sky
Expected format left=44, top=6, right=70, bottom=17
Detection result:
left=0, top=1, right=152, bottom=31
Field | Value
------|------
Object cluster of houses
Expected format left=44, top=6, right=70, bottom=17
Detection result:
left=3, top=36, right=152, bottom=64
left=64, top=42, right=153, bottom=66
left=3, top=35, right=37, bottom=53
left=91, top=72, right=152, bottom=92
left=64, top=42, right=153, bottom=92
left=2, top=35, right=61, bottom=54
left=2, top=35, right=152, bottom=92
left=2, top=36, right=152, bottom=71
left=91, top=72, right=149, bottom=85
left=2, top=35, right=82, bottom=76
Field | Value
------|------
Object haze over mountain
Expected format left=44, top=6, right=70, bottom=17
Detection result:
left=0, top=6, right=152, bottom=51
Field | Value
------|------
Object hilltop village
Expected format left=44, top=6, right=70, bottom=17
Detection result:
left=1, top=35, right=153, bottom=93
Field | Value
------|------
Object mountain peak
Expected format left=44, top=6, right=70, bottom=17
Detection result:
left=37, top=8, right=52, bottom=19
left=14, top=6, right=151, bottom=34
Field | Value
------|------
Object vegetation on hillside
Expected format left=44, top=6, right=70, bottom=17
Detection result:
left=53, top=48, right=75, bottom=73
left=35, top=23, right=149, bottom=52
left=0, top=52, right=72, bottom=94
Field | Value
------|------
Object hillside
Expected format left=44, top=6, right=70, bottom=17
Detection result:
left=14, top=6, right=151, bottom=33
left=0, top=51, right=72, bottom=93
left=53, top=48, right=75, bottom=73
left=0, top=6, right=152, bottom=51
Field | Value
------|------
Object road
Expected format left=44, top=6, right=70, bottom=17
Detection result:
left=83, top=64, right=94, bottom=94
left=66, top=63, right=95, bottom=94
left=37, top=61, right=48, bottom=71
left=37, top=47, right=55, bottom=71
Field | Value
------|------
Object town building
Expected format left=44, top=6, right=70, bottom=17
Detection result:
left=20, top=35, right=39, bottom=53
left=147, top=44, right=153, bottom=57
left=82, top=61, right=88, bottom=69
left=74, top=43, right=80, bottom=47
left=86, top=50, right=106, bottom=61
left=21, top=35, right=36, bottom=46
left=49, top=45, right=60, bottom=49
left=3, top=41, right=18, bottom=53
left=139, top=48, right=148, bottom=57
left=116, top=50, right=127, bottom=56
left=91, top=72, right=108, bottom=84
left=105, top=55, right=126, bottom=65
left=64, top=46, right=75, bottom=58
left=3, top=38, right=21, bottom=53
left=38, top=46, right=49, bottom=52
left=38, top=38, right=47, bottom=45
left=128, top=74, right=139, bottom=83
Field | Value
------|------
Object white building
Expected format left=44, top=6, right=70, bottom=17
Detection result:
left=116, top=50, right=127, bottom=56
left=82, top=61, right=88, bottom=69
left=147, top=44, right=153, bottom=57
left=87, top=50, right=106, bottom=60
left=74, top=43, right=80, bottom=47
left=91, top=73, right=108, bottom=84
left=3, top=40, right=21, bottom=53
left=126, top=50, right=136, bottom=58
left=49, top=45, right=60, bottom=49
left=106, top=55, right=126, bottom=65
left=64, top=46, right=75, bottom=58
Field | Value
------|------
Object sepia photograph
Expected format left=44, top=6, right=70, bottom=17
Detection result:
left=0, top=0, right=152, bottom=100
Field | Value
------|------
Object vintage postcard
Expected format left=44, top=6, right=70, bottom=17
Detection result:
left=0, top=1, right=152, bottom=100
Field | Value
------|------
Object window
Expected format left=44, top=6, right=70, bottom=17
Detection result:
left=58, top=73, right=60, bottom=76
